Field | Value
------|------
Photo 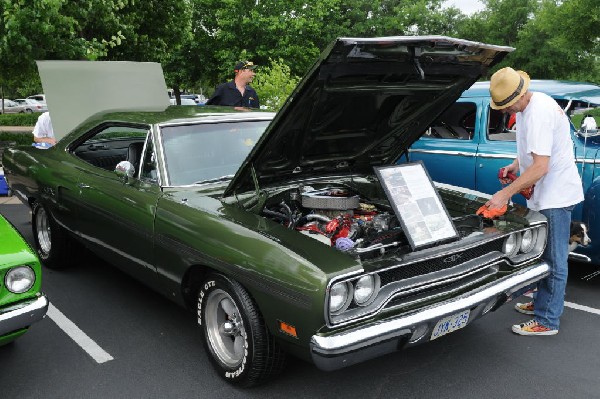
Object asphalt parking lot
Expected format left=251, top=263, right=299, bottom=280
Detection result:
left=1, top=195, right=599, bottom=399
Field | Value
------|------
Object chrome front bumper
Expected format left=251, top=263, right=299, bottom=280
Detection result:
left=0, top=294, right=49, bottom=336
left=310, top=262, right=549, bottom=371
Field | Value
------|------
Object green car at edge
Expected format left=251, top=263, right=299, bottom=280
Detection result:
left=0, top=213, right=49, bottom=346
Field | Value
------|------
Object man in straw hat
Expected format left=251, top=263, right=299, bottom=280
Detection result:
left=484, top=67, right=584, bottom=336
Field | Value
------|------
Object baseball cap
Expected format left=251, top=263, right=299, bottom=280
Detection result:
left=234, top=61, right=257, bottom=71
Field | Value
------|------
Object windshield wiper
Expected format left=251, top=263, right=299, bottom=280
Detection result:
left=194, top=174, right=235, bottom=185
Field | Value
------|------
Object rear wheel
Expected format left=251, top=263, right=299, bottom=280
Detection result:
left=32, top=202, right=73, bottom=269
left=198, top=273, right=286, bottom=387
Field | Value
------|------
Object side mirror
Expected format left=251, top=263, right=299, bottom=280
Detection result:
left=115, top=161, right=135, bottom=180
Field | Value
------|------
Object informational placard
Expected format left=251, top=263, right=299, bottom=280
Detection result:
left=375, top=162, right=458, bottom=250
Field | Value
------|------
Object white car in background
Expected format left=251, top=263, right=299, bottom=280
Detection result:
left=0, top=99, right=28, bottom=114
left=169, top=98, right=197, bottom=105
left=14, top=99, right=48, bottom=113
left=26, top=94, right=46, bottom=104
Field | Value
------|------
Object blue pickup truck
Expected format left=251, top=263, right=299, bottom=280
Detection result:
left=406, top=80, right=600, bottom=265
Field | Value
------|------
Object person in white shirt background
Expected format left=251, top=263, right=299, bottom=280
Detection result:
left=581, top=113, right=597, bottom=132
left=32, top=111, right=56, bottom=145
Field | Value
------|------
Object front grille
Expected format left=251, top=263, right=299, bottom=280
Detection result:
left=385, top=264, right=498, bottom=310
left=379, top=239, right=504, bottom=286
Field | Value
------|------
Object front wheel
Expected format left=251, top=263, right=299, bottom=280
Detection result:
left=198, top=273, right=286, bottom=387
left=32, top=202, right=73, bottom=269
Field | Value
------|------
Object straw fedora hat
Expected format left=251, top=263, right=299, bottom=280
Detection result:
left=489, top=67, right=531, bottom=110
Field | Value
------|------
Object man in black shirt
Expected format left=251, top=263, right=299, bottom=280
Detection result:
left=206, top=61, right=260, bottom=108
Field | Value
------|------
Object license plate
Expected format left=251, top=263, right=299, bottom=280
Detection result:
left=430, top=310, right=470, bottom=340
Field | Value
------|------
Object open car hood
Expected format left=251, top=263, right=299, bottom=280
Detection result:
left=224, top=36, right=512, bottom=197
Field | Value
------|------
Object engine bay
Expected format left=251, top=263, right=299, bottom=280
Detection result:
left=261, top=184, right=487, bottom=260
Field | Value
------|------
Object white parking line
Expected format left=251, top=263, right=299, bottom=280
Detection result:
left=47, top=303, right=114, bottom=364
left=564, top=301, right=600, bottom=316
left=525, top=292, right=600, bottom=316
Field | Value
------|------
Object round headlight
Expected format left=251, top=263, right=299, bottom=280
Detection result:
left=503, top=233, right=520, bottom=257
left=520, top=229, right=537, bottom=253
left=5, top=266, right=36, bottom=294
left=329, top=282, right=350, bottom=313
left=354, top=274, right=379, bottom=306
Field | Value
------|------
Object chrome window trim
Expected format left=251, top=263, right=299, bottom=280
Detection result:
left=475, top=153, right=517, bottom=159
left=142, top=126, right=162, bottom=186
left=408, top=149, right=476, bottom=157
left=575, top=158, right=600, bottom=165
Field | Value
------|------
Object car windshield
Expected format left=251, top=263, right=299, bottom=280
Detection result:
left=160, top=120, right=270, bottom=186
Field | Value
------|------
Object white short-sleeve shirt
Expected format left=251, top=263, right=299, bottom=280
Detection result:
left=515, top=92, right=584, bottom=211
left=32, top=112, right=54, bottom=139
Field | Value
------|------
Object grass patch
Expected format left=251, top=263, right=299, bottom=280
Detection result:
left=0, top=132, right=33, bottom=146
left=0, top=113, right=39, bottom=126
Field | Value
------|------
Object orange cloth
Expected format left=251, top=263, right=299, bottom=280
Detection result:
left=476, top=204, right=507, bottom=219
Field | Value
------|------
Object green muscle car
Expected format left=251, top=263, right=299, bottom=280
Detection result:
left=3, top=36, right=550, bottom=386
left=0, top=213, right=48, bottom=346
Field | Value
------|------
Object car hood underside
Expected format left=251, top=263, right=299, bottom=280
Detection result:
left=225, top=36, right=512, bottom=196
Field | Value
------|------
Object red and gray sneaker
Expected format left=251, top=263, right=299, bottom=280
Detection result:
left=512, top=319, right=558, bottom=336
left=514, top=301, right=534, bottom=315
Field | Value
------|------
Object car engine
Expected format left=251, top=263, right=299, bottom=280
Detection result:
left=260, top=184, right=490, bottom=260
left=262, top=186, right=412, bottom=259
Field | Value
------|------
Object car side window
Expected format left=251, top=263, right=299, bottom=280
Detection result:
left=487, top=107, right=516, bottom=141
left=422, top=102, right=476, bottom=140
left=72, top=124, right=149, bottom=172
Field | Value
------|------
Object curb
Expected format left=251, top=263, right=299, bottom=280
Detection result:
left=0, top=126, right=33, bottom=133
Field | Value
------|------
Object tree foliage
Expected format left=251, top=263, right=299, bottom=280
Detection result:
left=0, top=0, right=598, bottom=104
left=509, top=0, right=600, bottom=82
left=252, top=58, right=300, bottom=111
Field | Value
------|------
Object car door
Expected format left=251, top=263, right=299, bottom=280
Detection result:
left=407, top=99, right=480, bottom=189
left=72, top=123, right=162, bottom=289
left=472, top=101, right=524, bottom=204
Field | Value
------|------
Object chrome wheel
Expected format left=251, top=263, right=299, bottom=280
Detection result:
left=205, top=288, right=246, bottom=367
left=35, top=206, right=52, bottom=255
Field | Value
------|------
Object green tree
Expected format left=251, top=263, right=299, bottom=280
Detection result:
left=0, top=0, right=128, bottom=100
left=510, top=0, right=600, bottom=82
left=329, top=0, right=463, bottom=37
left=457, top=0, right=537, bottom=47
left=191, top=0, right=465, bottom=92
left=252, top=58, right=300, bottom=111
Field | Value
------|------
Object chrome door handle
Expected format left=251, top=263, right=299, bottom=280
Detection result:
left=77, top=183, right=90, bottom=189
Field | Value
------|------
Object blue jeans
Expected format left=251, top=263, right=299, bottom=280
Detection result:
left=534, top=206, right=573, bottom=330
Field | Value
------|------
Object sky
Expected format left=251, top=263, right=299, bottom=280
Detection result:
left=442, top=0, right=485, bottom=15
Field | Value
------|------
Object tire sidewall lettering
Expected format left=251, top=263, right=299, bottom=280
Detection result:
left=224, top=331, right=249, bottom=379
left=197, top=280, right=216, bottom=326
